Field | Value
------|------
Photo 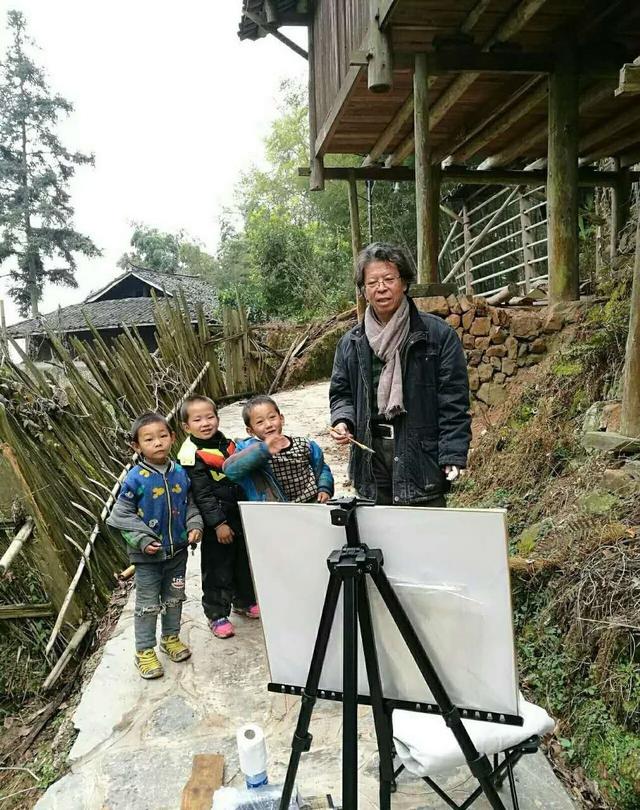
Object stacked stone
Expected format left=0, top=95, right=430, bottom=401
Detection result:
left=413, top=294, right=564, bottom=406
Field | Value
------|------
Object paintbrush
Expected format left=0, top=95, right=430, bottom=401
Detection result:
left=327, top=425, right=375, bottom=454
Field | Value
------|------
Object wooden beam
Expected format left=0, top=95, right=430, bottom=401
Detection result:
left=460, top=0, right=494, bottom=34
left=414, top=54, right=439, bottom=283
left=620, top=146, right=640, bottom=168
left=580, top=128, right=640, bottom=164
left=298, top=165, right=634, bottom=187
left=314, top=65, right=362, bottom=157
left=368, top=0, right=393, bottom=93
left=615, top=61, right=640, bottom=96
left=621, top=211, right=640, bottom=437
left=362, top=92, right=418, bottom=167
left=307, top=21, right=323, bottom=190
left=181, top=755, right=224, bottom=810
left=580, top=105, right=640, bottom=154
left=377, top=0, right=400, bottom=28
left=347, top=174, right=366, bottom=320
left=450, top=80, right=547, bottom=164
left=242, top=10, right=308, bottom=59
left=386, top=0, right=549, bottom=166
left=547, top=51, right=579, bottom=302
left=479, top=79, right=616, bottom=169
left=427, top=49, right=551, bottom=74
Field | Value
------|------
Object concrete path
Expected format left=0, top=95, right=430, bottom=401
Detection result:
left=36, top=382, right=576, bottom=810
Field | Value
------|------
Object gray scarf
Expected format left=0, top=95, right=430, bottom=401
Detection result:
left=364, top=296, right=410, bottom=420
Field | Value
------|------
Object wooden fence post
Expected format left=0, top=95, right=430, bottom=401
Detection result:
left=518, top=191, right=534, bottom=292
left=547, top=49, right=579, bottom=302
left=462, top=203, right=473, bottom=294
left=621, top=209, right=640, bottom=437
left=611, top=163, right=632, bottom=260
left=414, top=53, right=440, bottom=283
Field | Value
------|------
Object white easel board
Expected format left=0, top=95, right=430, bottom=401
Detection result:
left=240, top=502, right=519, bottom=718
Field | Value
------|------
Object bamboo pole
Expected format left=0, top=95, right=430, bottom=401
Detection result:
left=43, top=620, right=91, bottom=690
left=0, top=517, right=34, bottom=576
left=45, top=361, right=211, bottom=656
left=443, top=188, right=519, bottom=283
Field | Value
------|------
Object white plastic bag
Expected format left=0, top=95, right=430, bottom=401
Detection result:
left=211, top=784, right=302, bottom=810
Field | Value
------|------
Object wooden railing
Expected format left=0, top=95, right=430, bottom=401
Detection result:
left=441, top=186, right=549, bottom=297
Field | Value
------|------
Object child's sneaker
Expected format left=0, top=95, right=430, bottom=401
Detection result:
left=233, top=604, right=260, bottom=619
left=159, top=634, right=192, bottom=662
left=211, top=617, right=235, bottom=639
left=135, top=648, right=164, bottom=679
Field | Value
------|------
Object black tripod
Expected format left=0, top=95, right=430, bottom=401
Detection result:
left=277, top=498, right=510, bottom=810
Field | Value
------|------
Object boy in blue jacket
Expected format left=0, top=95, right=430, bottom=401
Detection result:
left=223, top=395, right=334, bottom=503
left=107, top=412, right=203, bottom=680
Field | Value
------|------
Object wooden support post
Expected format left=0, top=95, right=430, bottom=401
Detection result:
left=368, top=1, right=393, bottom=93
left=307, top=20, right=324, bottom=191
left=347, top=174, right=366, bottom=320
left=414, top=54, right=439, bottom=283
left=547, top=52, right=579, bottom=302
left=610, top=163, right=632, bottom=260
left=518, top=191, right=534, bottom=292
left=462, top=204, right=473, bottom=294
left=621, top=210, right=640, bottom=437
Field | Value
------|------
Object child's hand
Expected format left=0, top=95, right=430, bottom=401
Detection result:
left=317, top=491, right=330, bottom=504
left=216, top=523, right=235, bottom=544
left=188, top=529, right=202, bottom=544
left=265, top=433, right=289, bottom=455
left=144, top=540, right=162, bottom=555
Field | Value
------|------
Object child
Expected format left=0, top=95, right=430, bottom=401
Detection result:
left=222, top=394, right=334, bottom=504
left=178, top=395, right=258, bottom=640
left=107, top=411, right=203, bottom=680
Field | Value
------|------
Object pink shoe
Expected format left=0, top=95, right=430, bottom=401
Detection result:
left=233, top=604, right=260, bottom=619
left=211, top=618, right=235, bottom=639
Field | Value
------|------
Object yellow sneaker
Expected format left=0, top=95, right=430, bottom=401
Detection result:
left=160, top=634, right=192, bottom=662
left=135, top=648, right=164, bottom=679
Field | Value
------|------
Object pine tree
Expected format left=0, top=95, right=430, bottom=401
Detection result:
left=0, top=10, right=100, bottom=316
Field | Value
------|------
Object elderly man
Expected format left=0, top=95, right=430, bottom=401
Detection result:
left=330, top=242, right=471, bottom=506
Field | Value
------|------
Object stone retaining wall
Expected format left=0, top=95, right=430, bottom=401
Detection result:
left=414, top=294, right=565, bottom=406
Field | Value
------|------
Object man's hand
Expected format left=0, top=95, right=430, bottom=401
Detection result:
left=188, top=529, right=202, bottom=544
left=265, top=433, right=290, bottom=455
left=330, top=422, right=352, bottom=446
left=144, top=540, right=162, bottom=555
left=215, top=523, right=235, bottom=544
left=444, top=465, right=460, bottom=482
left=317, top=491, right=330, bottom=504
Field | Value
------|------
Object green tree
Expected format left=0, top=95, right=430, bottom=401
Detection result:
left=118, top=224, right=217, bottom=280
left=0, top=10, right=100, bottom=316
left=217, top=79, right=419, bottom=321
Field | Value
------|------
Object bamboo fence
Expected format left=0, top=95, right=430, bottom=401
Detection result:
left=0, top=295, right=271, bottom=669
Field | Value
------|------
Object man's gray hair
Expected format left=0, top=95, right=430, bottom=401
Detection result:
left=355, top=242, right=416, bottom=289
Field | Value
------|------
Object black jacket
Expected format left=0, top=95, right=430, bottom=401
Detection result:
left=329, top=298, right=471, bottom=504
left=179, top=432, right=244, bottom=533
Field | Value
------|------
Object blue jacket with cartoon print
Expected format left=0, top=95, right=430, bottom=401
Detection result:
left=107, top=459, right=202, bottom=562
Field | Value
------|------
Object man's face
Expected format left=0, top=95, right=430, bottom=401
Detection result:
left=183, top=400, right=219, bottom=440
left=133, top=420, right=174, bottom=465
left=247, top=403, right=285, bottom=441
left=362, top=260, right=407, bottom=322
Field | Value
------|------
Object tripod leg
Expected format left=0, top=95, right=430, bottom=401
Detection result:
left=342, top=573, right=359, bottom=810
left=371, top=567, right=507, bottom=810
left=357, top=578, right=395, bottom=810
left=279, top=574, right=342, bottom=810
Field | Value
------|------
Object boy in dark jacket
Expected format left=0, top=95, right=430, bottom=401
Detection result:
left=107, top=412, right=203, bottom=680
left=222, top=395, right=334, bottom=503
left=178, top=395, right=257, bottom=640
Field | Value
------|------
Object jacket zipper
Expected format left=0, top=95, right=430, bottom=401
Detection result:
left=162, top=470, right=175, bottom=557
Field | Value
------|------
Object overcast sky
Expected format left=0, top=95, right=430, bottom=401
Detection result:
left=0, top=1, right=307, bottom=325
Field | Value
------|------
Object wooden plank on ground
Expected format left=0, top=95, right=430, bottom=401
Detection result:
left=181, top=754, right=224, bottom=810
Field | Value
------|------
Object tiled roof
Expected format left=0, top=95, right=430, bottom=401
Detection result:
left=238, top=0, right=305, bottom=41
left=7, top=268, right=218, bottom=338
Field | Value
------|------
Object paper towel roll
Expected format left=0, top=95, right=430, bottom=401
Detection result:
left=236, top=723, right=268, bottom=778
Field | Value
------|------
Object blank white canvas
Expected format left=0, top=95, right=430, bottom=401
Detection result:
left=240, top=503, right=519, bottom=717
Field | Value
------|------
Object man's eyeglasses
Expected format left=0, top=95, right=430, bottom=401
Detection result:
left=363, top=274, right=401, bottom=291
